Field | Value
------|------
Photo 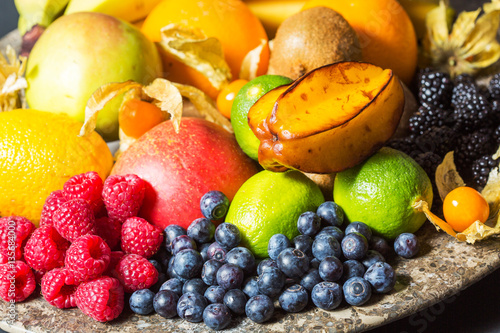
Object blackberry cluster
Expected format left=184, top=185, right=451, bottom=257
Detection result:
left=408, top=106, right=452, bottom=135
left=454, top=128, right=496, bottom=175
left=417, top=70, right=453, bottom=109
left=472, top=155, right=499, bottom=190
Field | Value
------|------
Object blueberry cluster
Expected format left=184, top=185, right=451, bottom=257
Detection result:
left=128, top=193, right=419, bottom=330
left=387, top=70, right=500, bottom=194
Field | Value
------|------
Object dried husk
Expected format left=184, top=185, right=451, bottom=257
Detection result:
left=415, top=147, right=500, bottom=243
left=157, top=24, right=232, bottom=90
left=239, top=39, right=268, bottom=81
left=0, top=46, right=27, bottom=111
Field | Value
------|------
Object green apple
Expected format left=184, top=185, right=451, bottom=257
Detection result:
left=25, top=12, right=163, bottom=140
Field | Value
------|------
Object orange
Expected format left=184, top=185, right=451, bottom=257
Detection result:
left=216, top=79, right=249, bottom=119
left=0, top=109, right=114, bottom=226
left=141, top=0, right=269, bottom=100
left=303, top=0, right=418, bottom=85
left=443, top=187, right=490, bottom=232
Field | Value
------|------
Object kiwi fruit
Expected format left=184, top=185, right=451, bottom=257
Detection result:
left=268, top=6, right=362, bottom=80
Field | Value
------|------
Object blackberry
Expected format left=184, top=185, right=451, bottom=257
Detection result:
left=385, top=136, right=420, bottom=158
left=472, top=155, right=499, bottom=189
left=454, top=128, right=496, bottom=174
left=418, top=69, right=453, bottom=109
left=451, top=74, right=475, bottom=108
left=452, top=90, right=492, bottom=133
left=493, top=124, right=500, bottom=143
left=408, top=106, right=453, bottom=136
left=414, top=152, right=442, bottom=179
left=415, top=126, right=458, bottom=157
left=489, top=73, right=500, bottom=100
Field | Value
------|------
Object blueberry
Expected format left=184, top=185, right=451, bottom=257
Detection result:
left=276, top=248, right=309, bottom=279
left=223, top=289, right=247, bottom=315
left=340, top=260, right=366, bottom=284
left=130, top=289, right=155, bottom=315
left=394, top=233, right=419, bottom=258
left=187, top=218, right=215, bottom=244
left=216, top=263, right=244, bottom=291
left=225, top=247, right=256, bottom=275
left=312, top=235, right=341, bottom=261
left=203, top=303, right=232, bottom=330
left=242, top=276, right=260, bottom=298
left=311, top=281, right=342, bottom=311
left=318, top=256, right=343, bottom=282
left=345, top=221, right=372, bottom=241
left=369, top=236, right=393, bottom=258
left=364, top=262, right=396, bottom=293
left=343, top=277, right=372, bottom=306
left=204, top=285, right=226, bottom=304
left=267, top=234, right=291, bottom=260
left=199, top=242, right=211, bottom=262
left=177, top=292, right=208, bottom=323
left=148, top=259, right=163, bottom=274
left=316, top=201, right=344, bottom=227
left=150, top=272, right=167, bottom=293
left=207, top=242, right=228, bottom=262
left=279, top=284, right=309, bottom=313
left=214, top=223, right=241, bottom=250
left=310, top=258, right=321, bottom=269
left=257, top=266, right=286, bottom=298
left=293, top=235, right=313, bottom=257
left=202, top=259, right=224, bottom=286
left=167, top=257, right=188, bottom=283
left=182, top=278, right=208, bottom=295
left=164, top=224, right=187, bottom=251
left=341, top=232, right=369, bottom=260
left=154, top=247, right=171, bottom=270
left=316, top=226, right=344, bottom=243
left=245, top=295, right=274, bottom=323
left=153, top=289, right=179, bottom=319
left=361, top=250, right=386, bottom=269
left=171, top=235, right=197, bottom=256
left=160, top=278, right=184, bottom=297
left=299, top=268, right=322, bottom=292
left=173, top=249, right=203, bottom=279
left=257, top=258, right=278, bottom=276
left=200, top=191, right=230, bottom=221
left=297, top=211, right=321, bottom=236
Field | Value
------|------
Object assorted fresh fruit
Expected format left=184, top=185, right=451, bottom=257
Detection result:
left=1, top=0, right=500, bottom=329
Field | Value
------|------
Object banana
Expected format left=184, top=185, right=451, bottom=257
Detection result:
left=15, top=0, right=70, bottom=35
left=243, top=0, right=306, bottom=38
left=64, top=0, right=163, bottom=24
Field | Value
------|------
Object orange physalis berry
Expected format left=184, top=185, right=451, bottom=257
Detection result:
left=119, top=99, right=164, bottom=139
left=443, top=186, right=490, bottom=232
left=216, top=79, right=249, bottom=119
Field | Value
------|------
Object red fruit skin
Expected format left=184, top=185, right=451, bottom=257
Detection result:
left=40, top=190, right=67, bottom=227
left=121, top=217, right=163, bottom=258
left=111, top=118, right=258, bottom=230
left=24, top=225, right=70, bottom=272
left=0, top=260, right=36, bottom=302
left=0, top=216, right=35, bottom=260
left=112, top=253, right=158, bottom=293
left=65, top=235, right=111, bottom=282
left=41, top=267, right=80, bottom=309
left=75, top=276, right=124, bottom=322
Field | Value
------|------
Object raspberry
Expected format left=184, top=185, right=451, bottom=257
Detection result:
left=0, top=216, right=35, bottom=260
left=53, top=199, right=96, bottom=242
left=63, top=171, right=104, bottom=214
left=121, top=217, right=163, bottom=258
left=102, top=174, right=146, bottom=222
left=24, top=225, right=70, bottom=272
left=112, top=253, right=158, bottom=293
left=65, top=235, right=111, bottom=282
left=95, top=217, right=122, bottom=250
left=40, top=190, right=67, bottom=227
left=75, top=276, right=124, bottom=322
left=0, top=260, right=36, bottom=302
left=103, top=251, right=125, bottom=276
left=41, top=268, right=80, bottom=309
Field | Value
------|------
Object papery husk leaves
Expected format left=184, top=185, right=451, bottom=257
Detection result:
left=0, top=45, right=27, bottom=111
left=417, top=147, right=500, bottom=243
left=157, top=24, right=232, bottom=90
left=239, top=39, right=268, bottom=81
left=423, top=0, right=500, bottom=78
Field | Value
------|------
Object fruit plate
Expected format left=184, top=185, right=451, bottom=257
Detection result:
left=1, top=30, right=500, bottom=333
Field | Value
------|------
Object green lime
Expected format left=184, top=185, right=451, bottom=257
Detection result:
left=231, top=75, right=293, bottom=160
left=333, top=147, right=433, bottom=240
left=226, top=170, right=324, bottom=258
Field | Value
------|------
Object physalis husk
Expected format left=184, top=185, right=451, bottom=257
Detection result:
left=0, top=45, right=27, bottom=111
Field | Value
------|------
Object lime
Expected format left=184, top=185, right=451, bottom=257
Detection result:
left=225, top=170, right=324, bottom=258
left=333, top=147, right=433, bottom=240
left=231, top=75, right=293, bottom=160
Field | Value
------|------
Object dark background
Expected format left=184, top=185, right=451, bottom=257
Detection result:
left=0, top=1, right=499, bottom=333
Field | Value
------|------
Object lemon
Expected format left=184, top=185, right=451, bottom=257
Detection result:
left=231, top=75, right=293, bottom=160
left=333, top=147, right=433, bottom=240
left=225, top=170, right=324, bottom=258
left=0, top=109, right=113, bottom=225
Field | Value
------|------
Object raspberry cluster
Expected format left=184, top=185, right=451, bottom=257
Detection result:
left=4, top=171, right=164, bottom=323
